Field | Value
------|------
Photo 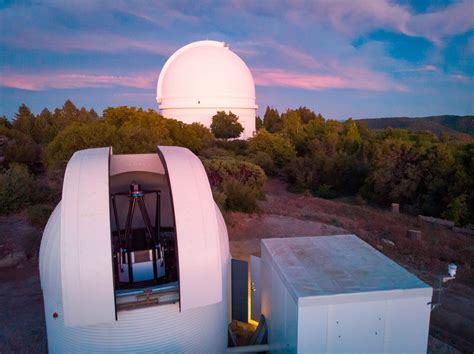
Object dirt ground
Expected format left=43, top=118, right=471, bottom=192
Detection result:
left=0, top=178, right=472, bottom=353
left=0, top=215, right=47, bottom=352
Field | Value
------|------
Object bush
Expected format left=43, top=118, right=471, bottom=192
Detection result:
left=0, top=164, right=36, bottom=214
left=211, top=190, right=227, bottom=211
left=203, top=158, right=266, bottom=212
left=27, top=204, right=54, bottom=228
left=285, top=156, right=313, bottom=193
left=116, top=113, right=171, bottom=154
left=443, top=194, right=469, bottom=226
left=203, top=159, right=266, bottom=193
left=214, top=139, right=249, bottom=155
left=0, top=127, right=40, bottom=169
left=313, top=184, right=337, bottom=199
left=199, top=147, right=234, bottom=159
left=45, top=121, right=119, bottom=169
left=221, top=179, right=259, bottom=212
left=249, top=151, right=276, bottom=175
left=248, top=129, right=296, bottom=169
left=164, top=120, right=213, bottom=153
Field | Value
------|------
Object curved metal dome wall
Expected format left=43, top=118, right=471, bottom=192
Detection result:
left=39, top=146, right=230, bottom=352
left=157, top=40, right=257, bottom=139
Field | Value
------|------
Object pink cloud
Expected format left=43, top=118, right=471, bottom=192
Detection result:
left=253, top=68, right=344, bottom=89
left=0, top=71, right=158, bottom=91
left=252, top=67, right=408, bottom=92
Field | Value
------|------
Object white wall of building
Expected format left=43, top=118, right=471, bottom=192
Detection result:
left=260, top=236, right=432, bottom=354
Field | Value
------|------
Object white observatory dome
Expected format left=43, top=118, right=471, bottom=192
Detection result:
left=39, top=146, right=230, bottom=352
left=157, top=40, right=257, bottom=139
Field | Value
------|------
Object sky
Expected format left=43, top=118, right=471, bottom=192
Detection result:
left=0, top=0, right=473, bottom=120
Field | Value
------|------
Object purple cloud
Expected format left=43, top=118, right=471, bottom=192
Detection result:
left=0, top=71, right=157, bottom=91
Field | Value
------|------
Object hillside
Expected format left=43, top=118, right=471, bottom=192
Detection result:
left=357, top=115, right=474, bottom=136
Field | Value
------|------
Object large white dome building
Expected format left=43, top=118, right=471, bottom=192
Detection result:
left=39, top=146, right=230, bottom=352
left=157, top=40, right=257, bottom=139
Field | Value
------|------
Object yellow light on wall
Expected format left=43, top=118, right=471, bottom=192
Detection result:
left=248, top=268, right=259, bottom=327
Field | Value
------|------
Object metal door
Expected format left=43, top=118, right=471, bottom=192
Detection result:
left=231, top=258, right=248, bottom=322
left=250, top=255, right=261, bottom=322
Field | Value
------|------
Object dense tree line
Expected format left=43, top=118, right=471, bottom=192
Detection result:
left=259, top=106, right=474, bottom=225
left=358, top=115, right=474, bottom=136
left=0, top=100, right=472, bottom=225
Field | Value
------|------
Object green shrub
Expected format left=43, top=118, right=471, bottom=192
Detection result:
left=313, top=184, right=337, bottom=199
left=249, top=151, right=276, bottom=176
left=221, top=179, right=259, bottom=212
left=164, top=121, right=213, bottom=153
left=203, top=158, right=266, bottom=212
left=285, top=156, right=313, bottom=193
left=211, top=190, right=227, bottom=211
left=0, top=127, right=40, bottom=169
left=27, top=204, right=54, bottom=228
left=203, top=159, right=266, bottom=193
left=0, top=163, right=36, bottom=214
left=116, top=115, right=171, bottom=154
left=214, top=139, right=249, bottom=155
left=443, top=194, right=469, bottom=226
left=199, top=147, right=234, bottom=159
left=45, top=121, right=119, bottom=169
left=248, top=129, right=296, bottom=168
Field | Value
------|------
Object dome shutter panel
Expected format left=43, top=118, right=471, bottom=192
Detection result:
left=60, top=147, right=115, bottom=327
left=158, top=146, right=223, bottom=311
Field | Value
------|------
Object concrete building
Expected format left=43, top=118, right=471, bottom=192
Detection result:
left=258, top=235, right=432, bottom=353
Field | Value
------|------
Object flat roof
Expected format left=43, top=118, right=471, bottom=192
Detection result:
left=261, top=235, right=430, bottom=303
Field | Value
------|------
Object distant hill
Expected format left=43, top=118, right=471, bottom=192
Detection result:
left=356, top=115, right=474, bottom=136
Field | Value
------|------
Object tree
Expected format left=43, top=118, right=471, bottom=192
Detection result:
left=295, top=106, right=318, bottom=124
left=210, top=111, right=244, bottom=139
left=12, top=104, right=35, bottom=137
left=281, top=109, right=302, bottom=139
left=0, top=115, right=11, bottom=128
left=263, top=106, right=282, bottom=133
left=34, top=108, right=55, bottom=144
left=340, top=118, right=361, bottom=153
left=255, top=116, right=263, bottom=130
